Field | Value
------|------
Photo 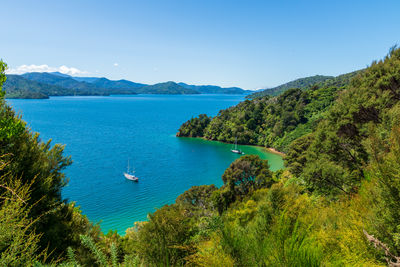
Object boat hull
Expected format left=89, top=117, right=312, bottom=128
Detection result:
left=231, top=149, right=244, bottom=154
left=124, top=172, right=139, bottom=181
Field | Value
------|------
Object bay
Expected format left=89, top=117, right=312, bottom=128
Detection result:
left=7, top=94, right=283, bottom=234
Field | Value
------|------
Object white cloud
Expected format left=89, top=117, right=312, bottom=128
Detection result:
left=5, top=64, right=89, bottom=76
left=113, top=63, right=119, bottom=67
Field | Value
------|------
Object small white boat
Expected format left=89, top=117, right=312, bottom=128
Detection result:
left=231, top=137, right=244, bottom=154
left=124, top=160, right=138, bottom=182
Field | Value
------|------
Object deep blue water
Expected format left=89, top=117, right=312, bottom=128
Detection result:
left=7, top=94, right=283, bottom=234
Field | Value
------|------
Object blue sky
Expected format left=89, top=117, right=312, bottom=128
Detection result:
left=2, top=0, right=399, bottom=89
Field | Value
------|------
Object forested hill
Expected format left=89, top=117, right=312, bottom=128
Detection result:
left=177, top=69, right=365, bottom=153
left=249, top=74, right=334, bottom=98
left=177, top=78, right=353, bottom=152
left=248, top=71, right=363, bottom=99
left=135, top=81, right=200, bottom=94
left=4, top=75, right=58, bottom=99
left=21, top=72, right=108, bottom=94
left=178, top=82, right=247, bottom=94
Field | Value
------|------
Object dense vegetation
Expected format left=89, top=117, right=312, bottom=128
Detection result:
left=176, top=114, right=212, bottom=137
left=178, top=84, right=343, bottom=152
left=249, top=74, right=334, bottom=98
left=0, top=61, right=101, bottom=266
left=4, top=75, right=66, bottom=99
left=177, top=69, right=364, bottom=153
left=2, top=47, right=400, bottom=266
left=172, top=47, right=400, bottom=265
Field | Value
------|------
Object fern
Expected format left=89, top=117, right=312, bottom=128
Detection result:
left=79, top=235, right=108, bottom=266
left=110, top=243, right=118, bottom=267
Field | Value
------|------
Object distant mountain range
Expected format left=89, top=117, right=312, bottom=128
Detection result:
left=137, top=81, right=199, bottom=94
left=178, top=83, right=246, bottom=94
left=3, top=72, right=249, bottom=99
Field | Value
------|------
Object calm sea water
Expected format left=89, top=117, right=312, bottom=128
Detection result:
left=8, top=94, right=283, bottom=234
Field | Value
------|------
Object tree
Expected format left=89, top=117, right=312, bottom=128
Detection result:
left=134, top=205, right=193, bottom=266
left=212, top=155, right=273, bottom=214
left=176, top=184, right=217, bottom=215
left=222, top=155, right=273, bottom=197
left=0, top=60, right=95, bottom=261
left=368, top=125, right=400, bottom=254
left=0, top=162, right=45, bottom=266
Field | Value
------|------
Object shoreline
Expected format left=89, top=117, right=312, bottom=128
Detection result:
left=265, top=147, right=286, bottom=157
left=177, top=136, right=286, bottom=157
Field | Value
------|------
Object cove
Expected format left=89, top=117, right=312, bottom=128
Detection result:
left=7, top=94, right=283, bottom=234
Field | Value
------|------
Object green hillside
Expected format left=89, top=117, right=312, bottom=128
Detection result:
left=178, top=82, right=344, bottom=152
left=3, top=75, right=52, bottom=99
left=177, top=70, right=365, bottom=153
left=21, top=72, right=110, bottom=95
left=249, top=75, right=333, bottom=98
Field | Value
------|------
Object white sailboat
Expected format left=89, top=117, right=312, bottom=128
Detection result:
left=231, top=137, right=244, bottom=154
left=124, top=159, right=139, bottom=181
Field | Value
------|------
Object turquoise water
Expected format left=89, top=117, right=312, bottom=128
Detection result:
left=7, top=94, right=283, bottom=234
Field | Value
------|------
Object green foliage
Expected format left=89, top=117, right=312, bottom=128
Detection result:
left=222, top=155, right=273, bottom=197
left=211, top=155, right=273, bottom=215
left=0, top=167, right=45, bottom=266
left=79, top=235, right=108, bottom=266
left=216, top=184, right=323, bottom=266
left=249, top=71, right=362, bottom=99
left=0, top=61, right=7, bottom=95
left=287, top=46, right=400, bottom=196
left=284, top=134, right=313, bottom=176
left=66, top=247, right=79, bottom=266
left=133, top=204, right=193, bottom=265
left=367, top=125, right=400, bottom=255
left=176, top=114, right=212, bottom=137
left=59, top=235, right=131, bottom=267
left=249, top=74, right=334, bottom=98
left=176, top=184, right=217, bottom=212
left=176, top=69, right=361, bottom=153
left=0, top=60, right=97, bottom=263
left=169, top=48, right=400, bottom=266
left=177, top=76, right=347, bottom=152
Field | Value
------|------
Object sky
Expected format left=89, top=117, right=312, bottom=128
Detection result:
left=1, top=0, right=399, bottom=90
